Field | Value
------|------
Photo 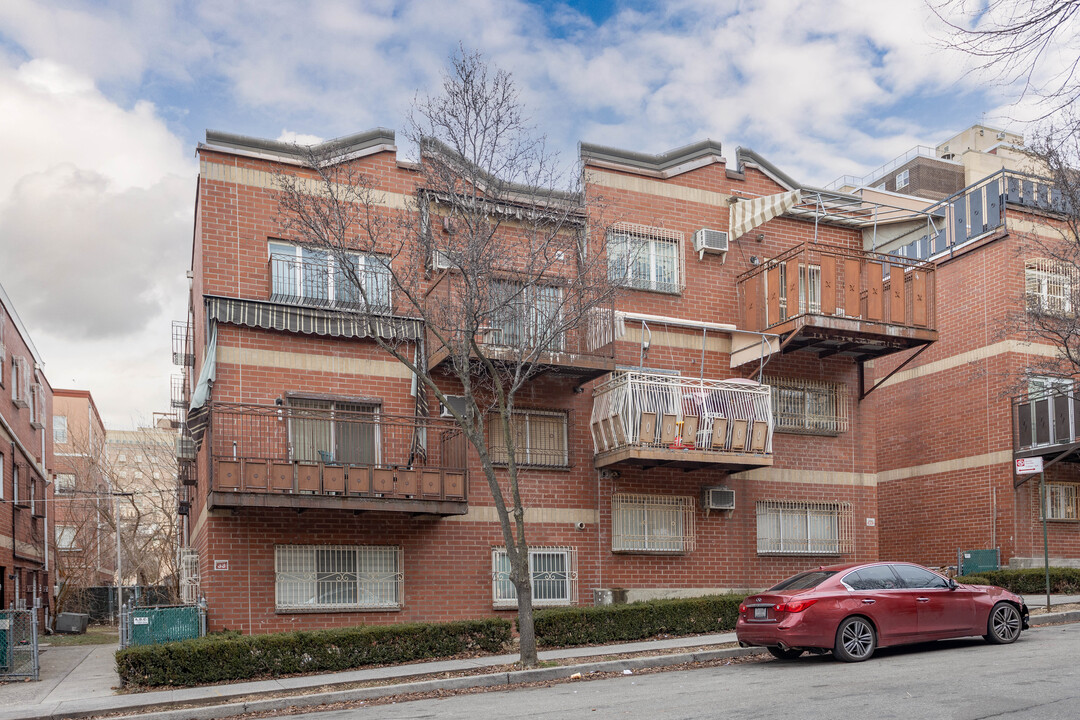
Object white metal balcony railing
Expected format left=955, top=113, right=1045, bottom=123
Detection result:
left=590, top=372, right=773, bottom=456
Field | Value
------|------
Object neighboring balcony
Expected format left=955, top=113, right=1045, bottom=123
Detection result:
left=590, top=372, right=774, bottom=471
left=425, top=275, right=617, bottom=380
left=737, top=243, right=938, bottom=361
left=269, top=251, right=392, bottom=313
left=1013, top=387, right=1080, bottom=464
left=205, top=403, right=468, bottom=515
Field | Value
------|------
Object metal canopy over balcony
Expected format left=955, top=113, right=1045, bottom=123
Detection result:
left=737, top=242, right=938, bottom=362
left=1012, top=387, right=1080, bottom=467
left=591, top=372, right=774, bottom=471
left=205, top=403, right=468, bottom=515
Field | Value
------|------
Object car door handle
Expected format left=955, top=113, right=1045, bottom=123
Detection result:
left=916, top=597, right=930, bottom=603
left=861, top=599, right=876, bottom=604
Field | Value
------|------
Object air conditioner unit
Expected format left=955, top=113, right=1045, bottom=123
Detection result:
left=702, top=486, right=735, bottom=511
left=431, top=248, right=463, bottom=271
left=996, top=131, right=1006, bottom=140
left=692, top=229, right=728, bottom=261
left=439, top=395, right=469, bottom=418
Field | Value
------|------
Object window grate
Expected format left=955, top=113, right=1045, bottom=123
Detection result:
left=612, top=493, right=695, bottom=553
left=756, top=500, right=853, bottom=555
left=487, top=410, right=569, bottom=468
left=1026, top=258, right=1076, bottom=316
left=765, top=376, right=849, bottom=435
left=275, top=545, right=402, bottom=611
left=607, top=224, right=684, bottom=295
left=491, top=547, right=576, bottom=608
left=1034, top=483, right=1079, bottom=522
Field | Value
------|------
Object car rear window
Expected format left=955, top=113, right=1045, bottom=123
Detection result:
left=768, top=570, right=837, bottom=591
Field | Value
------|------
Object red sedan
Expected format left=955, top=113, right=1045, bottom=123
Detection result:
left=736, top=562, right=1029, bottom=662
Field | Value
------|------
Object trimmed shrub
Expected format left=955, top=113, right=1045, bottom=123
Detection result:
left=957, top=567, right=1080, bottom=594
left=116, top=618, right=512, bottom=688
left=532, top=594, right=743, bottom=648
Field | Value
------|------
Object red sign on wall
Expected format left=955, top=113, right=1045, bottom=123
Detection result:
left=214, top=559, right=229, bottom=571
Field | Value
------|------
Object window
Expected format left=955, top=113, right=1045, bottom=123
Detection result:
left=29, top=383, right=45, bottom=429
left=487, top=410, right=568, bottom=467
left=766, top=376, right=848, bottom=435
left=55, top=474, right=76, bottom=494
left=756, top=500, right=853, bottom=555
left=492, top=547, right=575, bottom=608
left=1027, top=376, right=1073, bottom=447
left=274, top=545, right=402, bottom=610
left=288, top=398, right=380, bottom=465
left=56, top=526, right=78, bottom=551
left=269, top=242, right=391, bottom=312
left=774, top=262, right=821, bottom=318
left=1026, top=258, right=1075, bottom=315
left=11, top=356, right=30, bottom=408
left=895, top=169, right=909, bottom=190
left=892, top=564, right=950, bottom=589
left=611, top=493, right=696, bottom=553
left=488, top=281, right=564, bottom=350
left=842, top=565, right=900, bottom=590
left=607, top=227, right=681, bottom=294
left=1040, top=483, right=1078, bottom=521
left=53, top=416, right=68, bottom=444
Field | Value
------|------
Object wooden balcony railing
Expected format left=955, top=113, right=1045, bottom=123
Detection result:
left=205, top=403, right=467, bottom=514
left=590, top=372, right=774, bottom=470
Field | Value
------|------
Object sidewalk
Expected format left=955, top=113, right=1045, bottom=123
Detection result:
left=1, top=596, right=1077, bottom=720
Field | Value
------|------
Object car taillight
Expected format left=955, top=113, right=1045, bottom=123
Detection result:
left=738, top=603, right=747, bottom=615
left=774, top=598, right=818, bottom=613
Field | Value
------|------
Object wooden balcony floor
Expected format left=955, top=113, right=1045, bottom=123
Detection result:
left=770, top=315, right=938, bottom=361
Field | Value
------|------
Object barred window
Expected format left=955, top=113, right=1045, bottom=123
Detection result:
left=488, top=281, right=564, bottom=350
left=288, top=398, right=380, bottom=465
left=611, top=493, right=696, bottom=553
left=492, top=547, right=576, bottom=608
left=756, top=501, right=854, bottom=555
left=607, top=225, right=682, bottom=294
left=1026, top=258, right=1076, bottom=315
left=1040, top=483, right=1078, bottom=522
left=766, top=376, right=848, bottom=435
left=488, top=410, right=568, bottom=467
left=775, top=263, right=821, bottom=319
left=274, top=545, right=402, bottom=611
left=269, top=241, right=391, bottom=312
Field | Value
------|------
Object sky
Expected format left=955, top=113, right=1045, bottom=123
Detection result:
left=0, top=0, right=1067, bottom=429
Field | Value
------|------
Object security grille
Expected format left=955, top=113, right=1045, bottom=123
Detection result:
left=1026, top=258, right=1076, bottom=315
left=1035, top=482, right=1079, bottom=522
left=0, top=610, right=39, bottom=681
left=756, top=500, right=854, bottom=555
left=765, top=376, right=849, bottom=435
left=179, top=548, right=201, bottom=604
left=275, top=545, right=402, bottom=611
left=492, top=547, right=576, bottom=608
left=487, top=410, right=569, bottom=467
left=612, top=493, right=696, bottom=553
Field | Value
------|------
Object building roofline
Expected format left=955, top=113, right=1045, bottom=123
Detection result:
left=200, top=128, right=397, bottom=165
left=733, top=147, right=802, bottom=191
left=53, top=388, right=105, bottom=426
left=579, top=139, right=725, bottom=178
left=0, top=280, right=45, bottom=366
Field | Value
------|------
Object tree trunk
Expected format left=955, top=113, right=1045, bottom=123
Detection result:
left=510, top=547, right=538, bottom=666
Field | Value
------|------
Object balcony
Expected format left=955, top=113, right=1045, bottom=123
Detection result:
left=590, top=372, right=774, bottom=471
left=736, top=243, right=937, bottom=361
left=269, top=252, right=392, bottom=313
left=1012, top=387, right=1080, bottom=465
left=425, top=274, right=617, bottom=380
left=204, top=403, right=468, bottom=515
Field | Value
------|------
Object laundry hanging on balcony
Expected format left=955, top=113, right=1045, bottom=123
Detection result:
left=186, top=321, right=217, bottom=450
left=729, top=190, right=802, bottom=240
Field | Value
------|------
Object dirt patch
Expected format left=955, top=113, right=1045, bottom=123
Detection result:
left=1029, top=601, right=1080, bottom=615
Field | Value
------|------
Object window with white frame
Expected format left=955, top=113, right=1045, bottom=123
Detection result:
left=487, top=410, right=568, bottom=467
left=56, top=526, right=78, bottom=551
left=488, top=281, right=564, bottom=350
left=895, top=169, right=909, bottom=190
left=607, top=227, right=681, bottom=294
left=775, top=262, right=821, bottom=319
left=53, top=415, right=68, bottom=444
left=268, top=241, right=391, bottom=312
left=288, top=398, right=380, bottom=465
left=756, top=500, right=853, bottom=555
left=766, top=376, right=848, bottom=435
left=492, top=547, right=575, bottom=608
left=1026, top=258, right=1075, bottom=315
left=1040, top=483, right=1078, bottom=521
left=55, top=473, right=76, bottom=495
left=274, top=545, right=402, bottom=611
left=611, top=493, right=696, bottom=553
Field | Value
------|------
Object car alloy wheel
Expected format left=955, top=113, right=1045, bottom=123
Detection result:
left=985, top=602, right=1022, bottom=644
left=834, top=616, right=876, bottom=662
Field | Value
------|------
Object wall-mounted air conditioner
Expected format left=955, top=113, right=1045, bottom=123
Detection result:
left=702, top=486, right=735, bottom=512
left=439, top=395, right=469, bottom=418
left=692, top=229, right=728, bottom=261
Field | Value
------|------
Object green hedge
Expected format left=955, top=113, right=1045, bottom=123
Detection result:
left=531, top=594, right=743, bottom=648
left=957, top=567, right=1080, bottom=594
left=116, top=618, right=512, bottom=688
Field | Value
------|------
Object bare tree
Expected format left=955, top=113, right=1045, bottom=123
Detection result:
left=933, top=1, right=1080, bottom=134
left=275, top=49, right=617, bottom=667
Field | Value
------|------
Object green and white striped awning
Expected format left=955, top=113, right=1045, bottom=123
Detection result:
left=729, top=190, right=802, bottom=240
left=204, top=295, right=424, bottom=341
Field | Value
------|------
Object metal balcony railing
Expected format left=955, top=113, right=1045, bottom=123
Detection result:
left=591, top=372, right=773, bottom=459
left=268, top=254, right=392, bottom=313
left=172, top=321, right=193, bottom=366
left=1013, top=386, right=1080, bottom=457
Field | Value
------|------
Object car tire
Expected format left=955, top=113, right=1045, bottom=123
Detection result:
left=767, top=646, right=804, bottom=660
left=984, top=602, right=1022, bottom=644
left=833, top=616, right=876, bottom=662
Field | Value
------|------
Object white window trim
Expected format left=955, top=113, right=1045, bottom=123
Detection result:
left=607, top=224, right=684, bottom=295
left=611, top=493, right=696, bottom=554
left=1039, top=483, right=1079, bottom=522
left=287, top=398, right=382, bottom=465
left=1026, top=258, right=1075, bottom=316
left=756, top=500, right=854, bottom=556
left=274, top=544, right=403, bottom=611
left=56, top=526, right=79, bottom=551
left=488, top=409, right=569, bottom=468
left=895, top=169, right=909, bottom=190
left=492, top=546, right=576, bottom=609
left=268, top=241, right=392, bottom=312
left=54, top=415, right=68, bottom=445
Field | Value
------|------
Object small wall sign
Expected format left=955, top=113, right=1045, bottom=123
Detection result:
left=865, top=518, right=876, bottom=527
left=1015, top=457, right=1044, bottom=475
left=133, top=616, right=150, bottom=625
left=214, top=559, right=229, bottom=571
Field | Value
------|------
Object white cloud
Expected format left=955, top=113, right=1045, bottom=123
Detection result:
left=277, top=130, right=325, bottom=145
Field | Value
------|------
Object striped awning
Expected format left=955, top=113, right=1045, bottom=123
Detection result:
left=205, top=295, right=424, bottom=341
left=186, top=321, right=217, bottom=449
left=729, top=190, right=802, bottom=240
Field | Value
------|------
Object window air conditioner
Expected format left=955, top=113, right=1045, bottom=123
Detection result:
left=431, top=248, right=463, bottom=271
left=439, top=395, right=469, bottom=418
left=702, top=486, right=735, bottom=511
left=692, top=229, right=728, bottom=261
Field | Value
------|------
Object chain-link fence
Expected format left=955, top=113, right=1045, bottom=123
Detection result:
left=0, top=610, right=39, bottom=681
left=118, top=599, right=206, bottom=650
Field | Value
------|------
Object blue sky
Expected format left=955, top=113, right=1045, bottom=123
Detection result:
left=0, top=0, right=1059, bottom=427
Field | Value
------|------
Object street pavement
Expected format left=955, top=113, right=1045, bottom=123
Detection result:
left=0, top=594, right=1076, bottom=720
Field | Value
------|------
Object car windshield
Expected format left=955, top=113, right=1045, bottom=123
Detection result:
left=767, top=570, right=837, bottom=592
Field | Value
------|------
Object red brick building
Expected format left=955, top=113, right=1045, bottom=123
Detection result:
left=0, top=281, right=53, bottom=625
left=179, top=126, right=1075, bottom=634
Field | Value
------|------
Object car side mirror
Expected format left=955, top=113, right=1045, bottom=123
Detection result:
left=947, top=578, right=958, bottom=590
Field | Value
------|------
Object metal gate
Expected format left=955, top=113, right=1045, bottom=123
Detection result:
left=119, top=600, right=206, bottom=650
left=0, top=610, right=39, bottom=681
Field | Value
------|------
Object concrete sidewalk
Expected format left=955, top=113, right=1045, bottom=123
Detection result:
left=1, top=595, right=1077, bottom=720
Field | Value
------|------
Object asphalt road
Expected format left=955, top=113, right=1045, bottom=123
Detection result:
left=289, top=623, right=1080, bottom=720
